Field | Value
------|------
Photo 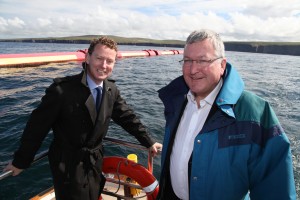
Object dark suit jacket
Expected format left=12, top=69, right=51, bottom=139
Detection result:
left=13, top=69, right=154, bottom=200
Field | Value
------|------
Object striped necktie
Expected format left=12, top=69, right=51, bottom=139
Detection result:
left=95, top=86, right=102, bottom=111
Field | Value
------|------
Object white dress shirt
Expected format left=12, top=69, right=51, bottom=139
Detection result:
left=170, top=79, right=223, bottom=200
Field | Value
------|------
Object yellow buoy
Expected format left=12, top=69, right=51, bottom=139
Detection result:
left=127, top=154, right=138, bottom=163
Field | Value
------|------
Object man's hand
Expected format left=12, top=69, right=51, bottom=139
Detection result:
left=3, top=162, right=23, bottom=176
left=149, top=142, right=163, bottom=157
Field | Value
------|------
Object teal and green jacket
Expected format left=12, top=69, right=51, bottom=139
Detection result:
left=158, top=63, right=296, bottom=200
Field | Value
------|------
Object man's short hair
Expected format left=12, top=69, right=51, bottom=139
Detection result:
left=88, top=36, right=118, bottom=55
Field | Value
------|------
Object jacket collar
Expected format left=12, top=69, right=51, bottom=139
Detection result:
left=216, top=62, right=244, bottom=106
left=215, top=63, right=244, bottom=118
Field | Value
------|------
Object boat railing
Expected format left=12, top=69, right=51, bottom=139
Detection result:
left=103, top=136, right=154, bottom=173
left=0, top=150, right=48, bottom=180
left=0, top=136, right=159, bottom=199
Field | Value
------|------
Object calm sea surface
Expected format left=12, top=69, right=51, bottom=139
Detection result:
left=0, top=42, right=299, bottom=199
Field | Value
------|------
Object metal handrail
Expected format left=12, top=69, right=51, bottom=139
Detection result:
left=103, top=136, right=154, bottom=173
left=1, top=136, right=157, bottom=200
left=0, top=136, right=154, bottom=180
left=0, top=150, right=48, bottom=181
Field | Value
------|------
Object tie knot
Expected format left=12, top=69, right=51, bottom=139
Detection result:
left=96, top=86, right=102, bottom=92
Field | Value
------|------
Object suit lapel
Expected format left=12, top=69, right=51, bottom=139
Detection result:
left=81, top=69, right=98, bottom=125
left=97, top=80, right=112, bottom=123
left=85, top=80, right=113, bottom=147
left=81, top=69, right=113, bottom=127
left=85, top=94, right=97, bottom=125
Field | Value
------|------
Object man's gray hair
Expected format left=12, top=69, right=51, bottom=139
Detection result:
left=185, top=29, right=225, bottom=57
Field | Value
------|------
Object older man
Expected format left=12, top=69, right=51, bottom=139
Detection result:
left=157, top=29, right=296, bottom=200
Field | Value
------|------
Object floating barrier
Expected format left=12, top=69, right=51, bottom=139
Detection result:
left=0, top=49, right=183, bottom=68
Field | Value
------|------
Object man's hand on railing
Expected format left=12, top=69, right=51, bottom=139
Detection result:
left=3, top=162, right=23, bottom=176
left=149, top=142, right=163, bottom=157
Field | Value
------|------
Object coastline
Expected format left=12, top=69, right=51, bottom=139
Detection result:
left=0, top=35, right=300, bottom=56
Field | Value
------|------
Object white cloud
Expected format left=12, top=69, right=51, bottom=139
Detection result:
left=37, top=18, right=52, bottom=27
left=0, top=17, right=8, bottom=31
left=0, top=0, right=299, bottom=41
left=7, top=17, right=25, bottom=28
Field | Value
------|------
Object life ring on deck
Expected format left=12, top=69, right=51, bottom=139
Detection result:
left=102, top=156, right=159, bottom=200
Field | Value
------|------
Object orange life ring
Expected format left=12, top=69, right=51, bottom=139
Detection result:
left=102, top=156, right=159, bottom=200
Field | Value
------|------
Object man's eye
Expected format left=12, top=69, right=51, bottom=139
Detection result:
left=106, top=60, right=114, bottom=65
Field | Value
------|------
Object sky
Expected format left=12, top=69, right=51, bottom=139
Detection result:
left=0, top=0, right=299, bottom=42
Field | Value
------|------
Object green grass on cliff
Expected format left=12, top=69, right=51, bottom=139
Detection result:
left=0, top=35, right=299, bottom=48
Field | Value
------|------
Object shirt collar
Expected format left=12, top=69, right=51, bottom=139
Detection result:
left=86, top=73, right=103, bottom=90
left=187, top=78, right=223, bottom=106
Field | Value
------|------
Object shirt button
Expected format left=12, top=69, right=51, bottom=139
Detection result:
left=193, top=176, right=198, bottom=180
left=197, top=140, right=201, bottom=144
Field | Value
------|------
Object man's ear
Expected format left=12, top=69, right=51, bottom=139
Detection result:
left=220, top=58, right=227, bottom=75
left=85, top=53, right=90, bottom=64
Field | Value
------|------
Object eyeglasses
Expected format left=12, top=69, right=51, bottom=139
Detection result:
left=179, top=57, right=223, bottom=68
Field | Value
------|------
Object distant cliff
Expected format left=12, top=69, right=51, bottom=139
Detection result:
left=0, top=36, right=299, bottom=56
left=224, top=42, right=300, bottom=56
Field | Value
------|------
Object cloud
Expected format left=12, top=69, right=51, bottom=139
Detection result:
left=242, top=0, right=300, bottom=18
left=37, top=18, right=52, bottom=27
left=0, top=0, right=299, bottom=41
left=7, top=17, right=25, bottom=28
left=0, top=16, right=25, bottom=35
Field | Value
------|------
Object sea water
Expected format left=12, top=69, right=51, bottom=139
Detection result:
left=0, top=42, right=299, bottom=199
